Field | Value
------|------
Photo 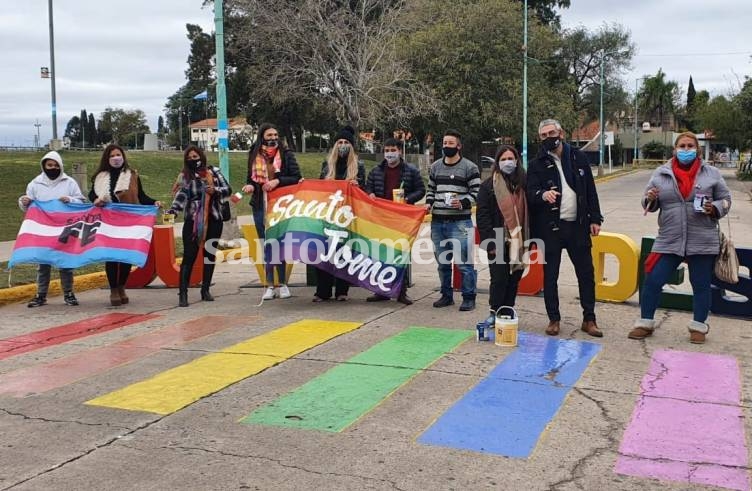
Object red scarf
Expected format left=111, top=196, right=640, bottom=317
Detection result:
left=671, top=157, right=700, bottom=199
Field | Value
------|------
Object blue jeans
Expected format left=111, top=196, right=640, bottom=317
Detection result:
left=641, top=253, right=715, bottom=323
left=252, top=205, right=286, bottom=285
left=431, top=218, right=477, bottom=299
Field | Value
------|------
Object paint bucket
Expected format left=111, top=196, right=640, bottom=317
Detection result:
left=494, top=306, right=518, bottom=347
left=162, top=211, right=175, bottom=225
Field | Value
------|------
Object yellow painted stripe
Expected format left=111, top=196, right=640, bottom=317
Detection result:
left=85, top=319, right=362, bottom=415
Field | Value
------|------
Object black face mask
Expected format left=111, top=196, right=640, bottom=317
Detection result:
left=442, top=146, right=459, bottom=158
left=542, top=136, right=561, bottom=152
left=187, top=159, right=202, bottom=171
left=263, top=139, right=279, bottom=148
left=43, top=167, right=61, bottom=180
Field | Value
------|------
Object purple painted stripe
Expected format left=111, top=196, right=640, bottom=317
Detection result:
left=616, top=350, right=749, bottom=490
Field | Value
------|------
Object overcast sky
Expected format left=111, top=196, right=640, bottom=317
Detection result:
left=1, top=0, right=750, bottom=147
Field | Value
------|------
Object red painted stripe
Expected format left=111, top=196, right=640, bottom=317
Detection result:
left=0, top=315, right=251, bottom=397
left=0, top=313, right=159, bottom=361
left=14, top=233, right=151, bottom=253
left=24, top=208, right=156, bottom=228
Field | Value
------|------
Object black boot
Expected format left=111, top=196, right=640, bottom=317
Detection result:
left=178, top=263, right=191, bottom=307
left=201, top=263, right=215, bottom=301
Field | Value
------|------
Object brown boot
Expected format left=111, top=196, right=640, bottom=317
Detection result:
left=628, top=319, right=655, bottom=340
left=581, top=320, right=603, bottom=338
left=545, top=320, right=560, bottom=336
left=110, top=288, right=122, bottom=306
left=118, top=286, right=129, bottom=305
left=688, top=320, right=709, bottom=344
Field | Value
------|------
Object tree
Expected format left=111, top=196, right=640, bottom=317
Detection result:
left=638, top=69, right=680, bottom=129
left=521, top=0, right=570, bottom=26
left=87, top=113, right=97, bottom=146
left=98, top=108, right=150, bottom=147
left=64, top=116, right=82, bottom=143
left=733, top=77, right=752, bottom=148
left=225, top=0, right=438, bottom=131
left=157, top=116, right=165, bottom=135
left=559, top=23, right=635, bottom=121
left=79, top=109, right=88, bottom=147
left=695, top=96, right=744, bottom=149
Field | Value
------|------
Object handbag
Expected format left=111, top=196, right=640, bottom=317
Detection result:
left=220, top=200, right=231, bottom=222
left=714, top=215, right=739, bottom=284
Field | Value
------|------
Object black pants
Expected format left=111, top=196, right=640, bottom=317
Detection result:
left=542, top=221, right=596, bottom=322
left=105, top=262, right=132, bottom=288
left=315, top=270, right=350, bottom=299
left=488, top=260, right=524, bottom=313
left=182, top=218, right=223, bottom=270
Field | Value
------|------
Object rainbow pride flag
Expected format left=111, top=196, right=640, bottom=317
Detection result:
left=9, top=201, right=157, bottom=269
left=265, top=180, right=426, bottom=297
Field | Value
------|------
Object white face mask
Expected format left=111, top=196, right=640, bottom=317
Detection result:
left=499, top=159, right=516, bottom=175
left=384, top=151, right=400, bottom=165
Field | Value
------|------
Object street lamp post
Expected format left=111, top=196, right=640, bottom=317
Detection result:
left=633, top=77, right=639, bottom=164
left=598, top=50, right=619, bottom=175
left=47, top=0, right=58, bottom=143
left=521, top=0, right=528, bottom=169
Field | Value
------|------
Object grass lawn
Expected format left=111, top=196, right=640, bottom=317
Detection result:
left=0, top=150, right=336, bottom=242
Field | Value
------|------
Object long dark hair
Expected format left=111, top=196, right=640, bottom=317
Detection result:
left=92, top=144, right=128, bottom=183
left=182, top=144, right=208, bottom=180
left=493, top=145, right=526, bottom=189
left=247, top=122, right=287, bottom=169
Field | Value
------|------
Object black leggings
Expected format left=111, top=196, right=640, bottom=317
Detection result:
left=105, top=262, right=132, bottom=288
left=182, top=218, right=223, bottom=270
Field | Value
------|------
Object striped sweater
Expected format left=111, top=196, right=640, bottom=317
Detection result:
left=426, top=157, right=481, bottom=219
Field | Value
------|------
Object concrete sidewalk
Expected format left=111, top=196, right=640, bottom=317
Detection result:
left=0, top=170, right=750, bottom=490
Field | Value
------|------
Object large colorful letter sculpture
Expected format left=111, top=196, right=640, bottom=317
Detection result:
left=591, top=233, right=640, bottom=302
left=126, top=225, right=202, bottom=288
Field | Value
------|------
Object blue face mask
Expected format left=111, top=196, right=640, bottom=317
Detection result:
left=676, top=149, right=697, bottom=165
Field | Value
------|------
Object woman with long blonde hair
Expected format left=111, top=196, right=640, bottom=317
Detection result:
left=313, top=125, right=365, bottom=302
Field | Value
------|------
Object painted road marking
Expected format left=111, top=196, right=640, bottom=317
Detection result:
left=0, top=313, right=159, bottom=362
left=418, top=332, right=601, bottom=457
left=242, top=327, right=471, bottom=432
left=0, top=315, right=255, bottom=397
left=615, top=350, right=749, bottom=490
left=85, top=319, right=362, bottom=415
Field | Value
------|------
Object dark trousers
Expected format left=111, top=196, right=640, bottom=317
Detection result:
left=105, top=262, right=132, bottom=288
left=542, top=221, right=596, bottom=322
left=180, top=218, right=223, bottom=291
left=488, top=260, right=524, bottom=313
left=315, top=270, right=350, bottom=299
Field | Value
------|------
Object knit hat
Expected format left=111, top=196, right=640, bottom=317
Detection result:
left=335, top=125, right=356, bottom=146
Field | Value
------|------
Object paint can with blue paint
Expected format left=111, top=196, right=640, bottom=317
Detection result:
left=476, top=313, right=496, bottom=342
left=494, top=306, right=518, bottom=347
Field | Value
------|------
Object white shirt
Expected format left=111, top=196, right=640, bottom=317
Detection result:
left=549, top=152, right=577, bottom=221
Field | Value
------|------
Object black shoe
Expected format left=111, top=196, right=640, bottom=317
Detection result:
left=459, top=298, right=476, bottom=311
left=63, top=292, right=79, bottom=306
left=27, top=295, right=47, bottom=308
left=366, top=294, right=389, bottom=302
left=433, top=295, right=454, bottom=308
left=397, top=293, right=414, bottom=305
left=201, top=289, right=214, bottom=301
left=178, top=291, right=189, bottom=307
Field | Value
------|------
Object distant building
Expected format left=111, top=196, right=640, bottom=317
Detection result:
left=189, top=117, right=253, bottom=150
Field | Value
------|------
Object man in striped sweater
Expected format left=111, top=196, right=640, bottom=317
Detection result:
left=424, top=130, right=481, bottom=311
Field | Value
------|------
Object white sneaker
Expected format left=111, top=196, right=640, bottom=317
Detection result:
left=262, top=287, right=275, bottom=300
left=278, top=285, right=291, bottom=299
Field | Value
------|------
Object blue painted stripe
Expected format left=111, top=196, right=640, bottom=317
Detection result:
left=418, top=332, right=601, bottom=458
left=9, top=247, right=147, bottom=269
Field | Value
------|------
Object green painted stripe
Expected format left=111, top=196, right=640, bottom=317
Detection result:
left=241, top=327, right=471, bottom=432
left=266, top=216, right=411, bottom=265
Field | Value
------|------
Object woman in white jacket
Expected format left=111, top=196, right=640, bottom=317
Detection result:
left=18, top=151, right=86, bottom=307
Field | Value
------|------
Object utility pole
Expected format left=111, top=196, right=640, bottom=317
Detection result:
left=633, top=78, right=639, bottom=164
left=214, top=0, right=229, bottom=178
left=599, top=50, right=605, bottom=176
left=47, top=0, right=58, bottom=143
left=34, top=120, right=42, bottom=149
left=522, top=0, right=528, bottom=169
left=178, top=105, right=183, bottom=150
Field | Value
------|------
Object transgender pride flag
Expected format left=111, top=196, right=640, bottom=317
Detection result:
left=9, top=201, right=157, bottom=269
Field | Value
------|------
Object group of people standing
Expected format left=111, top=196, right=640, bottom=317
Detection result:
left=17, top=119, right=732, bottom=344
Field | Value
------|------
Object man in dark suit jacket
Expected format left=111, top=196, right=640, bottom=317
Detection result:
left=527, top=118, right=604, bottom=337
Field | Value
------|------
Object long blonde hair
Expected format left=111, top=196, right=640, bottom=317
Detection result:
left=324, top=145, right=358, bottom=181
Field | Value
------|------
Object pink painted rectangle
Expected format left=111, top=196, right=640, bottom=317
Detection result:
left=616, top=349, right=749, bottom=490
left=0, top=315, right=245, bottom=397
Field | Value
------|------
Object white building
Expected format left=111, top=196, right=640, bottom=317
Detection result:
left=189, top=117, right=253, bottom=150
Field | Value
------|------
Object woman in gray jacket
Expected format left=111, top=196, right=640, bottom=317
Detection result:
left=629, top=132, right=732, bottom=344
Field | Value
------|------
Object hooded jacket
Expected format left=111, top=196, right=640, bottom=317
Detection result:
left=18, top=151, right=86, bottom=211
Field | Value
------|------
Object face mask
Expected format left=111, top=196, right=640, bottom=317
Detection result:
left=109, top=156, right=124, bottom=168
left=263, top=139, right=278, bottom=148
left=542, top=136, right=561, bottom=152
left=499, top=159, right=516, bottom=175
left=676, top=149, right=697, bottom=165
left=338, top=145, right=350, bottom=157
left=384, top=151, right=400, bottom=164
left=187, top=159, right=202, bottom=171
left=43, top=167, right=61, bottom=180
left=442, top=146, right=459, bottom=158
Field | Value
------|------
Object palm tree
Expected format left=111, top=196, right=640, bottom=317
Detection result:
left=638, top=69, right=680, bottom=128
